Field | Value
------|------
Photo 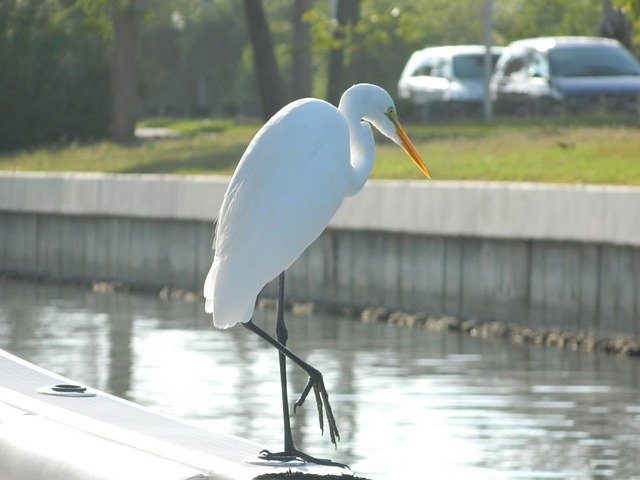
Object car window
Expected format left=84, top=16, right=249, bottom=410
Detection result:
left=429, top=58, right=448, bottom=78
left=502, top=54, right=527, bottom=77
left=412, top=64, right=432, bottom=76
left=527, top=51, right=549, bottom=78
left=549, top=44, right=640, bottom=77
left=452, top=54, right=501, bottom=79
left=411, top=58, right=440, bottom=77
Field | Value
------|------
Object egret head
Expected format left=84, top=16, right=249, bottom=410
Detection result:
left=355, top=84, right=432, bottom=179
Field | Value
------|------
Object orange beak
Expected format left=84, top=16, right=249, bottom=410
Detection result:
left=395, top=123, right=431, bottom=179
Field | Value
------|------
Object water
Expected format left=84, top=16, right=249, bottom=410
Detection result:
left=1, top=279, right=640, bottom=480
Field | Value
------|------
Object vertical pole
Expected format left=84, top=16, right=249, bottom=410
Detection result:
left=483, top=0, right=494, bottom=122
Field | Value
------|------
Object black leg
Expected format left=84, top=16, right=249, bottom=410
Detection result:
left=275, top=272, right=294, bottom=452
left=243, top=317, right=345, bottom=468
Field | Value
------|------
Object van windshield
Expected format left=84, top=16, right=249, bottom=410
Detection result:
left=452, top=54, right=500, bottom=79
left=548, top=44, right=640, bottom=77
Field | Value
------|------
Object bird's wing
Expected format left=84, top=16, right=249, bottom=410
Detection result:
left=205, top=99, right=351, bottom=327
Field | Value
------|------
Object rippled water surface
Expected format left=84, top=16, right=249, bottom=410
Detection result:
left=1, top=279, right=640, bottom=479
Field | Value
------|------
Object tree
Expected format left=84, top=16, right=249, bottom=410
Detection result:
left=73, top=0, right=140, bottom=144
left=110, top=0, right=138, bottom=144
left=291, top=0, right=314, bottom=99
left=242, top=0, right=287, bottom=120
left=327, top=0, right=361, bottom=106
left=600, top=0, right=632, bottom=48
left=0, top=0, right=110, bottom=151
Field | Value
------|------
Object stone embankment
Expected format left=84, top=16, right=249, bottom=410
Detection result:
left=255, top=296, right=640, bottom=358
left=1, top=172, right=639, bottom=348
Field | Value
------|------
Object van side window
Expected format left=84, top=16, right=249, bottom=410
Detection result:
left=412, top=59, right=435, bottom=77
left=431, top=59, right=447, bottom=78
left=503, top=55, right=526, bottom=77
left=527, top=51, right=548, bottom=78
left=413, top=65, right=431, bottom=76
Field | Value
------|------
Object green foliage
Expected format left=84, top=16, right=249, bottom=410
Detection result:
left=494, top=0, right=604, bottom=45
left=299, top=0, right=626, bottom=98
left=620, top=0, right=640, bottom=18
left=3, top=0, right=640, bottom=152
left=0, top=0, right=110, bottom=152
left=138, top=0, right=253, bottom=117
left=356, top=3, right=418, bottom=94
left=615, top=0, right=640, bottom=53
left=303, top=2, right=411, bottom=96
left=72, top=0, right=112, bottom=37
left=394, top=0, right=486, bottom=47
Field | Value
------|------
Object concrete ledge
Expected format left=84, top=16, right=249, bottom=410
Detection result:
left=334, top=180, right=640, bottom=246
left=0, top=172, right=226, bottom=221
left=1, top=171, right=639, bottom=246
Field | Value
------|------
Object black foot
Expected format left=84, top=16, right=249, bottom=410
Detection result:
left=258, top=448, right=349, bottom=470
left=293, top=370, right=340, bottom=447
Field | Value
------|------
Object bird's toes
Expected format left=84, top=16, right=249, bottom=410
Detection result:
left=313, top=384, right=324, bottom=433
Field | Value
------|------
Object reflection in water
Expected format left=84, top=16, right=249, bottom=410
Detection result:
left=1, top=279, right=640, bottom=479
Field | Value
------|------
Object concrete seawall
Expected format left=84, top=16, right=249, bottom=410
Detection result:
left=1, top=172, right=639, bottom=337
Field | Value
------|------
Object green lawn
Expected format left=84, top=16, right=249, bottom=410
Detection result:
left=379, top=120, right=640, bottom=184
left=2, top=117, right=640, bottom=185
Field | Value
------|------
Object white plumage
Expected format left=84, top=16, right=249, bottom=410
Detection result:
left=204, top=83, right=430, bottom=329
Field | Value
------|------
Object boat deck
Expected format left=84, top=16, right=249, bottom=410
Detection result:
left=0, top=348, right=350, bottom=479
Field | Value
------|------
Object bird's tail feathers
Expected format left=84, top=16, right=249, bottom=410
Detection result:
left=204, top=261, right=252, bottom=329
left=205, top=297, right=214, bottom=314
left=203, top=264, right=217, bottom=318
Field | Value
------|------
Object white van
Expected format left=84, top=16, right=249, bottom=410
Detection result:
left=398, top=45, right=503, bottom=119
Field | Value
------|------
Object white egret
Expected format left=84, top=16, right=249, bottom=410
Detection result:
left=204, top=83, right=431, bottom=466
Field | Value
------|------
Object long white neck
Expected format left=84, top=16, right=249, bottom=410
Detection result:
left=339, top=91, right=376, bottom=197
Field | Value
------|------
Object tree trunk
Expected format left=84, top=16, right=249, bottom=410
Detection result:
left=242, top=0, right=288, bottom=120
left=291, top=0, right=313, bottom=99
left=327, top=0, right=361, bottom=106
left=110, top=0, right=138, bottom=145
left=350, top=1, right=364, bottom=85
left=599, top=0, right=633, bottom=49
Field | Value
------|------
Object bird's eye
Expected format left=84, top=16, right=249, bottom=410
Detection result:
left=385, top=107, right=395, bottom=120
